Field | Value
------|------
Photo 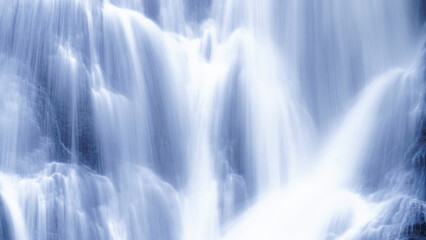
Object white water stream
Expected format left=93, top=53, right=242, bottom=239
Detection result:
left=0, top=0, right=424, bottom=239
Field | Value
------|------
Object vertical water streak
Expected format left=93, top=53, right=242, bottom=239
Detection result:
left=0, top=0, right=424, bottom=239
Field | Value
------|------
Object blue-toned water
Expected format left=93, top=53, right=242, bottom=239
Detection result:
left=0, top=0, right=425, bottom=239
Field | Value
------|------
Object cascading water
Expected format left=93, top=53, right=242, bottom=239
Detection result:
left=0, top=0, right=425, bottom=239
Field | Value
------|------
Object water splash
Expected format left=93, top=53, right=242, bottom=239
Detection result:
left=0, top=0, right=424, bottom=239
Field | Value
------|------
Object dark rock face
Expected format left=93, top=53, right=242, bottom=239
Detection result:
left=410, top=44, right=426, bottom=201
left=399, top=201, right=426, bottom=239
left=399, top=45, right=426, bottom=239
left=184, top=0, right=212, bottom=22
left=144, top=0, right=160, bottom=23
left=411, top=118, right=426, bottom=201
left=399, top=44, right=426, bottom=240
left=0, top=196, right=13, bottom=240
left=5, top=1, right=101, bottom=170
left=352, top=197, right=425, bottom=240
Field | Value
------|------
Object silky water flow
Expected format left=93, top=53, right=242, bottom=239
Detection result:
left=0, top=0, right=425, bottom=239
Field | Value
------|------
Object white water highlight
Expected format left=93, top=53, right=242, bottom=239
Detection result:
left=0, top=0, right=425, bottom=239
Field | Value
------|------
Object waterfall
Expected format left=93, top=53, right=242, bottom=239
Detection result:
left=0, top=0, right=424, bottom=239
